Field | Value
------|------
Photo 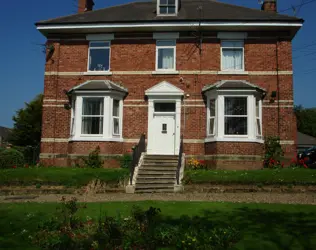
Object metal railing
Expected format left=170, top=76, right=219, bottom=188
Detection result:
left=176, top=135, right=184, bottom=185
left=130, top=134, right=146, bottom=185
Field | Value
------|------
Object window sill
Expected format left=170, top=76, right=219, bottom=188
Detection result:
left=69, top=137, right=123, bottom=142
left=205, top=137, right=264, bottom=144
left=84, top=71, right=113, bottom=76
left=152, top=70, right=179, bottom=75
left=218, top=71, right=249, bottom=75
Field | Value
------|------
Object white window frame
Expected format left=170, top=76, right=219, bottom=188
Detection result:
left=207, top=98, right=216, bottom=136
left=223, top=96, right=248, bottom=137
left=221, top=40, right=245, bottom=72
left=81, top=97, right=104, bottom=136
left=71, top=95, right=123, bottom=142
left=205, top=91, right=263, bottom=143
left=87, top=41, right=111, bottom=73
left=157, top=0, right=178, bottom=16
left=112, top=99, right=122, bottom=136
left=256, top=98, right=263, bottom=138
left=155, top=40, right=176, bottom=72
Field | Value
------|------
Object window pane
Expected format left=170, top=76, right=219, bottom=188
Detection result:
left=225, top=97, right=247, bottom=116
left=160, top=6, right=167, bottom=14
left=158, top=48, right=174, bottom=69
left=210, top=99, right=215, bottom=117
left=222, top=49, right=243, bottom=70
left=209, top=118, right=215, bottom=135
left=82, top=117, right=103, bottom=134
left=113, top=100, right=120, bottom=117
left=257, top=118, right=262, bottom=136
left=256, top=100, right=260, bottom=117
left=222, top=41, right=243, bottom=48
left=157, top=40, right=176, bottom=46
left=169, top=0, right=176, bottom=4
left=160, top=0, right=167, bottom=4
left=89, top=49, right=110, bottom=71
left=82, top=98, right=104, bottom=116
left=90, top=42, right=110, bottom=47
left=113, top=117, right=120, bottom=135
left=168, top=6, right=176, bottom=14
left=154, top=102, right=176, bottom=112
left=225, top=117, right=247, bottom=135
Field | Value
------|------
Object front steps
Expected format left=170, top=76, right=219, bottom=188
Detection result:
left=135, top=155, right=178, bottom=193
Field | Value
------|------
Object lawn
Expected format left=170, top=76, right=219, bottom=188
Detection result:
left=185, top=168, right=316, bottom=185
left=0, top=201, right=315, bottom=249
left=0, top=168, right=129, bottom=187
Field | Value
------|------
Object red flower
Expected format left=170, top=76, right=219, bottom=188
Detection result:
left=304, top=157, right=309, bottom=162
left=199, top=160, right=206, bottom=164
left=281, top=163, right=285, bottom=168
left=24, top=164, right=29, bottom=168
left=12, top=166, right=17, bottom=169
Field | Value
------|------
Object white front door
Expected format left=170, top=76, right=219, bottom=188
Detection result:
left=151, top=114, right=176, bottom=155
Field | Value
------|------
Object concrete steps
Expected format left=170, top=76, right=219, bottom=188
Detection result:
left=135, top=155, right=178, bottom=193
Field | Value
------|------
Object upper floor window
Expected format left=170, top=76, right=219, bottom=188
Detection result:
left=221, top=41, right=244, bottom=71
left=156, top=40, right=176, bottom=71
left=158, top=0, right=177, bottom=15
left=88, top=41, right=110, bottom=72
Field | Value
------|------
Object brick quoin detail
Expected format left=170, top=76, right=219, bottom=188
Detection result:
left=41, top=37, right=297, bottom=169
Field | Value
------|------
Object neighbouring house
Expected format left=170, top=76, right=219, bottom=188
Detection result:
left=297, top=132, right=316, bottom=152
left=0, top=126, right=11, bottom=147
left=36, top=0, right=303, bottom=171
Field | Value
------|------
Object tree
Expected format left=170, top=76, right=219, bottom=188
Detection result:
left=294, top=105, right=316, bottom=137
left=9, top=94, right=43, bottom=147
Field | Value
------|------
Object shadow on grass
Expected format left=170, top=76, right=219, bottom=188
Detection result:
left=162, top=208, right=316, bottom=250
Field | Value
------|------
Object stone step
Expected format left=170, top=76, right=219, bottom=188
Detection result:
left=140, top=166, right=177, bottom=171
left=136, top=183, right=175, bottom=189
left=135, top=188, right=174, bottom=193
left=136, top=179, right=175, bottom=184
left=137, top=176, right=176, bottom=180
left=144, top=155, right=179, bottom=160
left=143, top=159, right=179, bottom=164
left=138, top=170, right=176, bottom=176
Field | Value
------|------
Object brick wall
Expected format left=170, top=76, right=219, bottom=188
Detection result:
left=41, top=36, right=297, bottom=169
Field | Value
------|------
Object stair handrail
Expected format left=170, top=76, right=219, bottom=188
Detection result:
left=130, top=133, right=146, bottom=185
left=176, top=135, right=184, bottom=185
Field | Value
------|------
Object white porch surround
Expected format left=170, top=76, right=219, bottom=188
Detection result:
left=145, top=81, right=184, bottom=155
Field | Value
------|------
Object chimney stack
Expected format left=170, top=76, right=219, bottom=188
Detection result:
left=78, top=0, right=95, bottom=13
left=261, top=0, right=277, bottom=12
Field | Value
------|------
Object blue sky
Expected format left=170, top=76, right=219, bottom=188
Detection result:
left=0, top=0, right=315, bottom=128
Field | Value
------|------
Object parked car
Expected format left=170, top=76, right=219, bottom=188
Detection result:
left=298, top=146, right=316, bottom=169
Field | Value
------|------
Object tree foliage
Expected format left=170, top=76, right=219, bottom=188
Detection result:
left=294, top=105, right=316, bottom=137
left=9, top=94, right=43, bottom=147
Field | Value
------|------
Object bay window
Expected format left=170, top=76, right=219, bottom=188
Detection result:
left=68, top=80, right=127, bottom=141
left=221, top=41, right=244, bottom=71
left=204, top=80, right=265, bottom=143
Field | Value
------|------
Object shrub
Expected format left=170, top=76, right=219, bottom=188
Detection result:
left=187, top=158, right=207, bottom=170
left=33, top=199, right=241, bottom=250
left=81, top=146, right=103, bottom=168
left=120, top=154, right=132, bottom=169
left=263, top=136, right=284, bottom=168
left=0, top=148, right=24, bottom=169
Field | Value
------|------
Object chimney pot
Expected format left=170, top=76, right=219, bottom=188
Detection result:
left=261, top=0, right=277, bottom=12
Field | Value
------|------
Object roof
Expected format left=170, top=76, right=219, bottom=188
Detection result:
left=202, top=80, right=266, bottom=93
left=0, top=126, right=11, bottom=141
left=297, top=132, right=316, bottom=147
left=37, top=0, right=302, bottom=25
left=68, top=80, right=128, bottom=94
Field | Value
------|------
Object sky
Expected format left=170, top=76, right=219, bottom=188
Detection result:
left=0, top=0, right=315, bottom=128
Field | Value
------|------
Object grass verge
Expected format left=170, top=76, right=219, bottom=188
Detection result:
left=185, top=168, right=316, bottom=185
left=0, top=168, right=129, bottom=187
left=0, top=201, right=315, bottom=249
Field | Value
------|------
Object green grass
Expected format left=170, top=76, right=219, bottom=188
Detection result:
left=0, top=201, right=316, bottom=249
left=185, top=168, right=316, bottom=185
left=0, top=168, right=129, bottom=187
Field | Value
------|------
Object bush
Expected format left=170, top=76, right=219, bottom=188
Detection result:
left=0, top=148, right=24, bottom=169
left=120, top=154, right=132, bottom=169
left=81, top=146, right=103, bottom=169
left=263, top=136, right=284, bottom=168
left=33, top=198, right=241, bottom=250
left=187, top=158, right=207, bottom=170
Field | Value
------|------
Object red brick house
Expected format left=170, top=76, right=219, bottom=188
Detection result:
left=37, top=0, right=303, bottom=171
